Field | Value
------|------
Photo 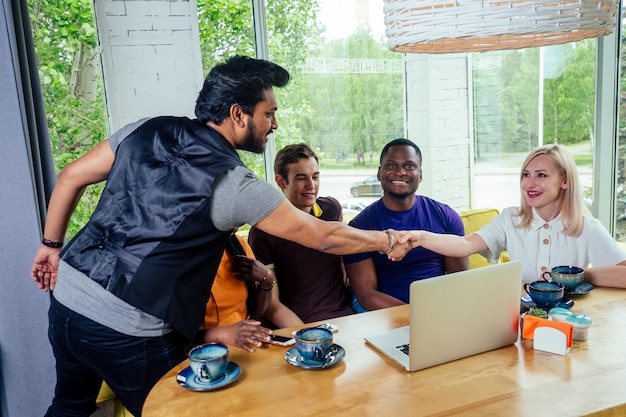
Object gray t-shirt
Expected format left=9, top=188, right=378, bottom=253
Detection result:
left=53, top=118, right=284, bottom=337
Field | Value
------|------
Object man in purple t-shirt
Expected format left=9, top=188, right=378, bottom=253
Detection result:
left=344, top=139, right=469, bottom=310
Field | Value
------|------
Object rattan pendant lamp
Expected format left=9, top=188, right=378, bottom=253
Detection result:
left=383, top=0, right=619, bottom=53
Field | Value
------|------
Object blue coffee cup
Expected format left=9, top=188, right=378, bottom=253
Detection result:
left=294, top=327, right=333, bottom=363
left=542, top=265, right=584, bottom=290
left=188, top=343, right=229, bottom=383
left=524, top=280, right=564, bottom=308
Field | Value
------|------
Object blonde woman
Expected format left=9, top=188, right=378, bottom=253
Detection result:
left=407, top=144, right=626, bottom=287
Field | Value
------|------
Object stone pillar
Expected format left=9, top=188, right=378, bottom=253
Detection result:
left=404, top=53, right=473, bottom=210
left=94, top=0, right=204, bottom=133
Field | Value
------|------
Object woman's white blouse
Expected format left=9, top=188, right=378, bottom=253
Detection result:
left=475, top=207, right=626, bottom=283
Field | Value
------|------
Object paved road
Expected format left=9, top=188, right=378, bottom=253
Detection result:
left=318, top=155, right=592, bottom=213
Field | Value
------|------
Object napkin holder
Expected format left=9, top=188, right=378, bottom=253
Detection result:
left=522, top=315, right=573, bottom=355
left=534, top=327, right=570, bottom=355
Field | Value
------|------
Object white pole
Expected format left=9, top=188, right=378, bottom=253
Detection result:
left=538, top=47, right=544, bottom=147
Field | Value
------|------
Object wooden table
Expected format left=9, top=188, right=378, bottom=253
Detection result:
left=143, top=287, right=626, bottom=417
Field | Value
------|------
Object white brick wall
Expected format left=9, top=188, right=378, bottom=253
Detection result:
left=94, top=0, right=203, bottom=133
left=404, top=53, right=473, bottom=211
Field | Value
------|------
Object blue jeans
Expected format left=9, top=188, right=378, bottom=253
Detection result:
left=45, top=295, right=187, bottom=417
left=351, top=291, right=368, bottom=313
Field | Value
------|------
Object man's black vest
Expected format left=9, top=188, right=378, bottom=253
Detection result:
left=61, top=116, right=244, bottom=340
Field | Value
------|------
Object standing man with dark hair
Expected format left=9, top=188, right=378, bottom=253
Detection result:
left=31, top=56, right=410, bottom=417
left=249, top=143, right=354, bottom=327
left=344, top=138, right=469, bottom=311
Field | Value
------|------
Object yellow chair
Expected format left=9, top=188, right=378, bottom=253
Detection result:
left=459, top=208, right=509, bottom=269
left=96, top=382, right=133, bottom=417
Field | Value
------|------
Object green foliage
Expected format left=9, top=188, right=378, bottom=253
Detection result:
left=472, top=49, right=542, bottom=156
left=29, top=0, right=107, bottom=239
left=573, top=153, right=593, bottom=167
left=266, top=1, right=323, bottom=65
left=319, top=161, right=379, bottom=170
left=543, top=42, right=596, bottom=145
left=195, top=0, right=324, bottom=177
left=501, top=48, right=540, bottom=152
left=36, top=0, right=608, bottom=241
left=281, top=26, right=404, bottom=164
left=193, top=0, right=404, bottom=169
left=196, top=0, right=256, bottom=66
left=473, top=41, right=596, bottom=156
left=32, top=0, right=323, bottom=237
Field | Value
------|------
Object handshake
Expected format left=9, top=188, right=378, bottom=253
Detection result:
left=383, top=230, right=421, bottom=261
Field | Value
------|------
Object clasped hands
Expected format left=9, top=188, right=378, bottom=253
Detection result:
left=201, top=319, right=272, bottom=353
left=385, top=230, right=422, bottom=261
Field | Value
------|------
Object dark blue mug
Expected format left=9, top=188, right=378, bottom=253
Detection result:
left=294, top=327, right=333, bottom=363
left=524, top=280, right=564, bottom=308
left=542, top=265, right=584, bottom=290
left=188, top=343, right=229, bottom=383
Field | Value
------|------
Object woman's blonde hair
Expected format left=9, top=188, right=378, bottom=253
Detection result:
left=516, top=144, right=586, bottom=236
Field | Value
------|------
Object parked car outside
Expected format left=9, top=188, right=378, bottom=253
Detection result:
left=340, top=199, right=369, bottom=223
left=340, top=200, right=369, bottom=212
left=349, top=176, right=382, bottom=197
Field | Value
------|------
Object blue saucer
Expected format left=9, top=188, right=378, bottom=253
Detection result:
left=536, top=297, right=574, bottom=310
left=176, top=362, right=240, bottom=391
left=285, top=344, right=345, bottom=369
left=566, top=282, right=594, bottom=296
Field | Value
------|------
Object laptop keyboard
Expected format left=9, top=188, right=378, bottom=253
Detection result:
left=396, top=343, right=410, bottom=356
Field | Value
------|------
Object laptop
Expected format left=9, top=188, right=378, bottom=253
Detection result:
left=365, top=260, right=523, bottom=371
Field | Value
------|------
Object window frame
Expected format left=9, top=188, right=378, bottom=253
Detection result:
left=249, top=1, right=623, bottom=236
left=593, top=16, right=621, bottom=235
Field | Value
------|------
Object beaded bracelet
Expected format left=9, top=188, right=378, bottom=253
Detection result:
left=42, top=238, right=63, bottom=249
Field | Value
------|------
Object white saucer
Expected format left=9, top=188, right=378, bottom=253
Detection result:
left=285, top=344, right=345, bottom=369
left=176, top=362, right=240, bottom=391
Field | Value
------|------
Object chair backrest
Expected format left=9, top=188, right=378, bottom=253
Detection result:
left=459, top=208, right=508, bottom=269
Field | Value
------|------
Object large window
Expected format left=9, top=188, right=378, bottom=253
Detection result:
left=29, top=0, right=108, bottom=238
left=471, top=44, right=596, bottom=212
left=195, top=0, right=404, bottom=209
left=267, top=0, right=404, bottom=208
left=30, top=0, right=622, bottom=241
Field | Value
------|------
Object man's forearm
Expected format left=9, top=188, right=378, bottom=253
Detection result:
left=359, top=290, right=405, bottom=311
